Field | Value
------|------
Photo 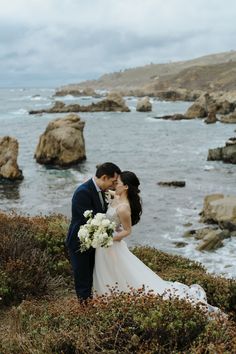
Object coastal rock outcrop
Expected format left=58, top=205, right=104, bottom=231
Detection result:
left=184, top=227, right=230, bottom=251
left=207, top=137, right=236, bottom=164
left=155, top=114, right=186, bottom=120
left=204, top=111, right=217, bottom=124
left=154, top=89, right=203, bottom=102
left=105, top=92, right=130, bottom=111
left=34, top=114, right=86, bottom=167
left=183, top=194, right=236, bottom=251
left=29, top=92, right=130, bottom=114
left=184, top=91, right=236, bottom=119
left=220, top=110, right=236, bottom=123
left=158, top=181, right=186, bottom=187
left=196, top=230, right=225, bottom=251
left=0, top=136, right=23, bottom=180
left=136, top=97, right=152, bottom=112
left=184, top=103, right=207, bottom=119
left=54, top=87, right=100, bottom=97
left=200, top=194, right=236, bottom=226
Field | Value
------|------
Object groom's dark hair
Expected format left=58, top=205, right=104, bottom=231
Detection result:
left=96, top=162, right=121, bottom=178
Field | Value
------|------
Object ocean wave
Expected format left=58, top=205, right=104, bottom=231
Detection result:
left=145, top=117, right=164, bottom=122
left=204, top=165, right=215, bottom=171
left=30, top=95, right=49, bottom=101
left=180, top=240, right=236, bottom=279
left=12, top=108, right=28, bottom=115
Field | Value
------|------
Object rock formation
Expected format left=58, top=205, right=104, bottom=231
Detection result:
left=184, top=103, right=207, bottom=119
left=196, top=230, right=225, bottom=251
left=208, top=137, right=236, bottom=164
left=0, top=136, right=23, bottom=180
left=157, top=181, right=186, bottom=187
left=136, top=97, right=152, bottom=112
left=34, top=114, right=86, bottom=167
left=204, top=111, right=217, bottom=124
left=155, top=114, right=186, bottom=120
left=200, top=194, right=236, bottom=226
left=184, top=91, right=236, bottom=119
left=186, top=228, right=230, bottom=251
left=54, top=87, right=100, bottom=97
left=220, top=109, right=236, bottom=123
left=29, top=92, right=130, bottom=114
left=183, top=194, right=236, bottom=251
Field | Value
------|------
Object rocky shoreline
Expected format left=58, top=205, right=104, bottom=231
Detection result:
left=184, top=194, right=236, bottom=251
left=29, top=92, right=130, bottom=114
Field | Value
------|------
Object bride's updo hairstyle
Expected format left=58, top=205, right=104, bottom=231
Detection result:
left=120, top=171, right=142, bottom=225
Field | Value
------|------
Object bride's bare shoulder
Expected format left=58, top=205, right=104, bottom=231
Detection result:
left=116, top=202, right=131, bottom=214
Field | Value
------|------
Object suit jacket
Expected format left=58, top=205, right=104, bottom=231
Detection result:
left=66, top=178, right=106, bottom=250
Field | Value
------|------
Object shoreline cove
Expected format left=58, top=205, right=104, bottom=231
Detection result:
left=0, top=88, right=235, bottom=279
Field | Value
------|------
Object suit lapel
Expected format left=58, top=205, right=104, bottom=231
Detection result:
left=87, top=178, right=104, bottom=213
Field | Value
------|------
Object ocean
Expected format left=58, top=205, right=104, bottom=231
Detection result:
left=0, top=87, right=235, bottom=278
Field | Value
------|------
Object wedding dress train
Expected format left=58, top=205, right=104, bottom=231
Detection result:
left=93, top=205, right=220, bottom=314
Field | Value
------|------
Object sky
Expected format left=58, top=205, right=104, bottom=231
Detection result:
left=1, top=0, right=236, bottom=88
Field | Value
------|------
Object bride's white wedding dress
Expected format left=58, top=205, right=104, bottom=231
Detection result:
left=93, top=204, right=220, bottom=314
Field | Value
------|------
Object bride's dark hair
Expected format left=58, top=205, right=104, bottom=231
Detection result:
left=120, top=171, right=142, bottom=225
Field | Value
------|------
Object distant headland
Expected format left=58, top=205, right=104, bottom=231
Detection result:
left=56, top=50, right=236, bottom=97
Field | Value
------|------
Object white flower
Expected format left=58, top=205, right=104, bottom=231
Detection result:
left=101, top=232, right=108, bottom=239
left=104, top=191, right=111, bottom=203
left=104, top=190, right=116, bottom=204
left=95, top=213, right=106, bottom=221
left=78, top=227, right=89, bottom=239
left=91, top=238, right=100, bottom=248
left=78, top=211, right=115, bottom=252
left=108, top=221, right=116, bottom=230
left=85, top=239, right=92, bottom=248
left=106, top=239, right=113, bottom=247
left=91, top=218, right=101, bottom=227
left=101, top=218, right=110, bottom=227
left=84, top=210, right=93, bottom=219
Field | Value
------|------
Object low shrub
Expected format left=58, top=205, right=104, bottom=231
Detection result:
left=0, top=292, right=235, bottom=354
left=0, top=212, right=69, bottom=305
left=1, top=212, right=236, bottom=352
left=132, top=246, right=236, bottom=319
left=0, top=212, right=235, bottom=321
left=132, top=246, right=206, bottom=272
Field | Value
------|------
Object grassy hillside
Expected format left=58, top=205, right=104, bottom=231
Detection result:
left=145, top=61, right=236, bottom=92
left=61, top=50, right=236, bottom=92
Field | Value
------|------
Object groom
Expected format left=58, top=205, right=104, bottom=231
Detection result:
left=66, top=162, right=121, bottom=302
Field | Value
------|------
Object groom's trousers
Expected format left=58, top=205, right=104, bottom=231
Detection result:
left=68, top=246, right=95, bottom=301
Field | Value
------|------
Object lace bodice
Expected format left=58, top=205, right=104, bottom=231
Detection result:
left=106, top=205, right=121, bottom=227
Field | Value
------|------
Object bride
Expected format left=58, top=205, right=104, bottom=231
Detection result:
left=93, top=171, right=220, bottom=314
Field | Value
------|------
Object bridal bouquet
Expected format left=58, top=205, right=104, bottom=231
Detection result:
left=78, top=210, right=115, bottom=252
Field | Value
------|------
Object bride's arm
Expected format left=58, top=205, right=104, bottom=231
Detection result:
left=113, top=205, right=132, bottom=241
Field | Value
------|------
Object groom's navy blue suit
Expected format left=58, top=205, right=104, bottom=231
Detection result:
left=65, top=178, right=107, bottom=300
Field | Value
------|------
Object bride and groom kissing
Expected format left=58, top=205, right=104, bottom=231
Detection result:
left=65, top=162, right=220, bottom=314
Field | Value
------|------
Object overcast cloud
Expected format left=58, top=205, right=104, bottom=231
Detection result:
left=1, top=0, right=236, bottom=87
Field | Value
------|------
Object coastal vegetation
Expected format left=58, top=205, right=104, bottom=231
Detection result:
left=0, top=50, right=236, bottom=353
left=0, top=212, right=236, bottom=353
left=57, top=50, right=236, bottom=93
